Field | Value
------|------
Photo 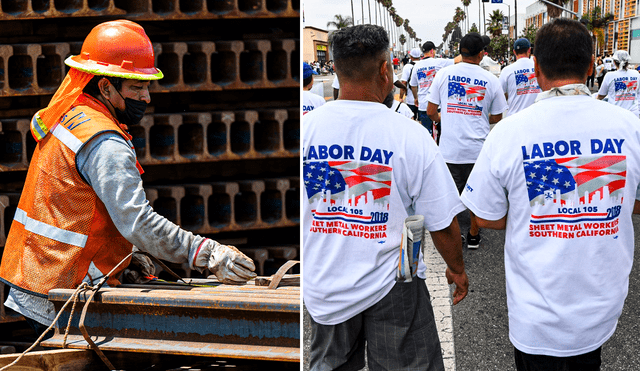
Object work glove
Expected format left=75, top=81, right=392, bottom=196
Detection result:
left=123, top=247, right=156, bottom=284
left=194, top=239, right=257, bottom=284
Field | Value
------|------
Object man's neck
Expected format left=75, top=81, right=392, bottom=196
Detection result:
left=516, top=54, right=528, bottom=60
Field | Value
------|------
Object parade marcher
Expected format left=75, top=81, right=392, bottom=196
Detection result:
left=498, top=38, right=541, bottom=116
left=0, top=20, right=256, bottom=337
left=303, top=62, right=325, bottom=115
left=595, top=58, right=605, bottom=88
left=304, top=24, right=468, bottom=371
left=409, top=41, right=455, bottom=137
left=597, top=50, right=640, bottom=116
left=461, top=18, right=640, bottom=370
left=399, top=47, right=421, bottom=119
left=427, top=32, right=507, bottom=248
left=383, top=90, right=414, bottom=118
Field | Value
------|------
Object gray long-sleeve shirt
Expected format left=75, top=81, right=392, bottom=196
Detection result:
left=6, top=131, right=204, bottom=325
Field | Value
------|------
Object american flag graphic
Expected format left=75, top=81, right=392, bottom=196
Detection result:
left=614, top=80, right=638, bottom=92
left=515, top=72, right=536, bottom=85
left=304, top=161, right=392, bottom=203
left=448, top=81, right=486, bottom=101
left=524, top=155, right=626, bottom=205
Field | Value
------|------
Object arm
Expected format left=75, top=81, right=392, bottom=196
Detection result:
left=333, top=88, right=339, bottom=100
left=411, top=86, right=419, bottom=106
left=597, top=95, right=606, bottom=100
left=634, top=200, right=640, bottom=214
left=79, top=133, right=256, bottom=283
left=454, top=55, right=462, bottom=64
left=399, top=80, right=407, bottom=100
left=427, top=101, right=440, bottom=123
left=489, top=113, right=502, bottom=125
left=430, top=217, right=468, bottom=305
left=476, top=215, right=507, bottom=230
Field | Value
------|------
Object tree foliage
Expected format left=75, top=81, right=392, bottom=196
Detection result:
left=469, top=23, right=478, bottom=33
left=327, top=14, right=353, bottom=30
left=522, top=24, right=537, bottom=44
left=487, top=9, right=504, bottom=37
left=488, top=34, right=513, bottom=60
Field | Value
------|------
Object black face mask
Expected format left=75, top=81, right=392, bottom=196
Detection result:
left=108, top=88, right=148, bottom=126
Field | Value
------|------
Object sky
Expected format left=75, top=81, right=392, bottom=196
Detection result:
left=303, top=0, right=538, bottom=50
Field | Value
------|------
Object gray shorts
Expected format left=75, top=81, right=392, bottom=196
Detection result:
left=308, top=278, right=444, bottom=371
left=447, top=163, right=475, bottom=195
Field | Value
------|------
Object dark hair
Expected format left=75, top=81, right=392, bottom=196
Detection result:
left=83, top=75, right=124, bottom=98
left=329, top=25, right=389, bottom=80
left=422, top=41, right=436, bottom=52
left=534, top=18, right=592, bottom=80
left=303, top=75, right=313, bottom=87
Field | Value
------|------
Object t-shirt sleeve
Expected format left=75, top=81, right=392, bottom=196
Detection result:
left=598, top=73, right=610, bottom=96
left=427, top=71, right=443, bottom=105
left=401, top=64, right=411, bottom=82
left=414, top=151, right=467, bottom=231
left=460, top=142, right=509, bottom=220
left=332, top=76, right=340, bottom=89
left=499, top=69, right=509, bottom=94
left=489, top=78, right=508, bottom=115
left=409, top=65, right=419, bottom=87
left=78, top=132, right=204, bottom=269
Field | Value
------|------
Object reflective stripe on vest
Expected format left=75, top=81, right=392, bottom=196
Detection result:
left=14, top=208, right=88, bottom=248
left=52, top=123, right=83, bottom=154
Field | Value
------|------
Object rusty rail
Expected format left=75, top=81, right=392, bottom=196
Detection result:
left=42, top=281, right=300, bottom=362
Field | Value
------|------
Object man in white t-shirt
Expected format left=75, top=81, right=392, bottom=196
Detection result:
left=461, top=18, right=640, bottom=370
left=399, top=47, right=421, bottom=119
left=427, top=32, right=508, bottom=248
left=304, top=24, right=468, bottom=371
left=409, top=41, right=455, bottom=137
left=597, top=50, right=640, bottom=116
left=498, top=38, right=541, bottom=116
left=303, top=62, right=325, bottom=115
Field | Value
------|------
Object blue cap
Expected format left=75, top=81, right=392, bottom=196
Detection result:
left=514, top=38, right=531, bottom=51
left=303, top=62, right=318, bottom=79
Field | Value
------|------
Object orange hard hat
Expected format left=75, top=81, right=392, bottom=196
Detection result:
left=65, top=20, right=163, bottom=80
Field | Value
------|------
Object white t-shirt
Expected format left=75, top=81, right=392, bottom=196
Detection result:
left=390, top=100, right=414, bottom=118
left=400, top=62, right=416, bottom=105
left=597, top=69, right=640, bottom=115
left=499, top=57, right=541, bottom=116
left=409, top=57, right=454, bottom=111
left=303, top=100, right=466, bottom=325
left=460, top=91, right=640, bottom=357
left=427, top=62, right=508, bottom=164
left=303, top=90, right=326, bottom=115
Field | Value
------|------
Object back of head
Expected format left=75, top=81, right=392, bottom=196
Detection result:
left=422, top=41, right=436, bottom=54
left=612, top=50, right=631, bottom=70
left=460, top=33, right=485, bottom=58
left=534, top=18, right=592, bottom=81
left=513, top=38, right=531, bottom=56
left=329, top=25, right=389, bottom=82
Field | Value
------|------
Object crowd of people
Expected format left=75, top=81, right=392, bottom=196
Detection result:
left=303, top=18, right=640, bottom=371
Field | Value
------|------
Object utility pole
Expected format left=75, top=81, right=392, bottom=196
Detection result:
left=514, top=0, right=518, bottom=39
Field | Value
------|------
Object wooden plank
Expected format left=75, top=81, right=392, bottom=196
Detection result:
left=0, top=349, right=97, bottom=371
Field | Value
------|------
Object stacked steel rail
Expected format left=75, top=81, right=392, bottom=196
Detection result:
left=0, top=0, right=300, bottom=366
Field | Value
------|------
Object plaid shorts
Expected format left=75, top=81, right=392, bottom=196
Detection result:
left=308, top=278, right=444, bottom=371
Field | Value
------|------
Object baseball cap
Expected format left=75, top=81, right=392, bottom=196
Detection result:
left=422, top=41, right=436, bottom=52
left=409, top=48, right=421, bottom=58
left=460, top=33, right=485, bottom=57
left=612, top=50, right=630, bottom=62
left=303, top=62, right=318, bottom=79
left=513, top=38, right=531, bottom=51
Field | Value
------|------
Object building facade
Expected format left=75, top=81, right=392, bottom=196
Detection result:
left=303, top=26, right=330, bottom=64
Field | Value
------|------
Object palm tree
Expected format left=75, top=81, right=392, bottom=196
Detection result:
left=462, top=0, right=471, bottom=34
left=454, top=7, right=466, bottom=34
left=487, top=9, right=504, bottom=37
left=544, top=0, right=571, bottom=18
left=327, top=14, right=353, bottom=30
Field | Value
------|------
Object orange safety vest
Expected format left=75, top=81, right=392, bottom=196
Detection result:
left=0, top=94, right=140, bottom=298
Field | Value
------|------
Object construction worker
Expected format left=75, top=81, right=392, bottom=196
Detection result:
left=0, top=20, right=256, bottom=337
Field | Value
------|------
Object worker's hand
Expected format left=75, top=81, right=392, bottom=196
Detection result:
left=195, top=239, right=257, bottom=284
left=123, top=251, right=156, bottom=284
left=445, top=267, right=469, bottom=305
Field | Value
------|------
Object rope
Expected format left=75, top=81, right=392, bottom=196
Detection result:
left=0, top=252, right=134, bottom=371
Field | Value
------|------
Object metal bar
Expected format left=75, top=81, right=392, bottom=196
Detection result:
left=43, top=283, right=300, bottom=362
